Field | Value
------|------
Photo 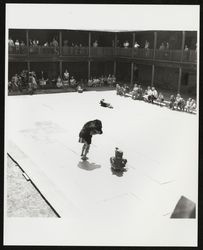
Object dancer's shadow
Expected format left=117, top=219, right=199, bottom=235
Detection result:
left=77, top=161, right=101, bottom=171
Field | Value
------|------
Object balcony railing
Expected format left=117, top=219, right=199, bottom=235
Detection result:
left=62, top=46, right=88, bottom=56
left=8, top=45, right=197, bottom=63
left=155, top=49, right=182, bottom=61
left=9, top=45, right=28, bottom=54
left=182, top=50, right=197, bottom=62
left=29, top=46, right=59, bottom=55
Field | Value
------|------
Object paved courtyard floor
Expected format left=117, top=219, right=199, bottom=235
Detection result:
left=5, top=90, right=198, bottom=246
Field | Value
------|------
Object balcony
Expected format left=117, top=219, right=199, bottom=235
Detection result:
left=8, top=45, right=197, bottom=63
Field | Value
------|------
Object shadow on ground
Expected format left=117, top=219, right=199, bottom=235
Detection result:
left=77, top=161, right=101, bottom=171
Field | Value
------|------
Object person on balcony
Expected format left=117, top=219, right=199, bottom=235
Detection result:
left=93, top=40, right=98, bottom=47
left=20, top=41, right=26, bottom=53
left=15, top=40, right=20, bottom=53
left=123, top=40, right=129, bottom=48
left=134, top=41, right=140, bottom=48
left=44, top=41, right=49, bottom=47
left=8, top=37, right=14, bottom=47
left=144, top=40, right=150, bottom=49
left=52, top=37, right=59, bottom=53
left=159, top=43, right=165, bottom=50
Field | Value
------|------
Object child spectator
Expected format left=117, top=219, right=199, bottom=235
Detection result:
left=56, top=76, right=63, bottom=88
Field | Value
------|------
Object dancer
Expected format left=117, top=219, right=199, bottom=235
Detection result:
left=79, top=120, right=103, bottom=160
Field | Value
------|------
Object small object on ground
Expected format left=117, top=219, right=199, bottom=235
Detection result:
left=110, top=147, right=127, bottom=171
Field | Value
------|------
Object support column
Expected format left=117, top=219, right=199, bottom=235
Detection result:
left=59, top=61, right=62, bottom=77
left=153, top=31, right=157, bottom=59
left=26, top=29, right=29, bottom=55
left=178, top=67, right=182, bottom=93
left=114, top=33, right=117, bottom=56
left=181, top=31, right=185, bottom=61
left=27, top=61, right=30, bottom=73
left=88, top=32, right=91, bottom=57
left=132, top=32, right=135, bottom=57
left=151, top=64, right=155, bottom=86
left=113, top=60, right=116, bottom=77
left=88, top=60, right=91, bottom=80
left=130, top=61, right=134, bottom=85
left=59, top=31, right=62, bottom=56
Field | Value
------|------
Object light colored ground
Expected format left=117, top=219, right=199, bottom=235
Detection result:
left=5, top=90, right=198, bottom=246
left=7, top=155, right=57, bottom=217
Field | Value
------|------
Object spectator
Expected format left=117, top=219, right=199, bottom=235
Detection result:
left=93, top=40, right=98, bottom=47
left=8, top=37, right=14, bottom=46
left=63, top=40, right=68, bottom=46
left=157, top=92, right=164, bottom=103
left=169, top=95, right=176, bottom=109
left=166, top=42, right=170, bottom=50
left=107, top=74, right=113, bottom=87
left=70, top=76, right=76, bottom=87
left=134, top=41, right=140, bottom=48
left=112, top=75, right=116, bottom=86
left=132, top=83, right=139, bottom=100
left=11, top=74, right=19, bottom=91
left=137, top=85, right=143, bottom=100
left=15, top=40, right=20, bottom=52
left=159, top=43, right=165, bottom=50
left=88, top=77, right=93, bottom=87
left=174, top=93, right=185, bottom=111
left=144, top=40, right=150, bottom=49
left=185, top=98, right=192, bottom=112
left=151, top=86, right=158, bottom=103
left=63, top=69, right=69, bottom=81
left=184, top=45, right=189, bottom=51
left=143, top=86, right=152, bottom=102
left=44, top=41, right=49, bottom=47
left=190, top=99, right=196, bottom=112
left=56, top=76, right=63, bottom=88
left=123, top=40, right=130, bottom=48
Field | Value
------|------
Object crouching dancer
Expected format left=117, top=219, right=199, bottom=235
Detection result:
left=79, top=119, right=103, bottom=160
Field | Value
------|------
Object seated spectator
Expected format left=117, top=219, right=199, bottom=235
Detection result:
left=33, top=39, right=38, bottom=47
left=131, top=83, right=139, bottom=100
left=123, top=40, right=129, bottom=48
left=77, top=85, right=83, bottom=93
left=20, top=41, right=25, bottom=47
left=88, top=78, right=93, bottom=87
left=112, top=75, right=116, bottom=86
left=157, top=92, right=164, bottom=103
left=123, top=84, right=130, bottom=95
left=190, top=99, right=196, bottom=112
left=116, top=83, right=121, bottom=95
left=151, top=86, right=158, bottom=103
left=166, top=42, right=170, bottom=50
left=174, top=93, right=185, bottom=110
left=99, top=75, right=104, bottom=87
left=93, top=40, right=98, bottom=47
left=70, top=76, right=77, bottom=87
left=143, top=86, right=152, bottom=102
left=63, top=69, right=69, bottom=81
left=107, top=74, right=113, bottom=87
left=136, top=85, right=143, bottom=100
left=92, top=77, right=100, bottom=87
left=28, top=72, right=37, bottom=95
left=185, top=98, right=192, bottom=112
left=169, top=95, right=176, bottom=109
left=134, top=41, right=140, bottom=48
left=11, top=74, right=19, bottom=91
left=56, top=76, right=63, bottom=88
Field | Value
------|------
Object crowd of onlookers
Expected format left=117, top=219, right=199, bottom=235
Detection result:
left=116, top=83, right=196, bottom=114
left=8, top=69, right=117, bottom=94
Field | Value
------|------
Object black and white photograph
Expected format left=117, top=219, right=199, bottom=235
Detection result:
left=4, top=3, right=199, bottom=246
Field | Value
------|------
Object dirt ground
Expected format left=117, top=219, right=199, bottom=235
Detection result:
left=6, top=155, right=57, bottom=217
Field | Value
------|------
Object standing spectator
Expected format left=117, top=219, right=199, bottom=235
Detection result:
left=15, top=40, right=20, bottom=53
left=93, top=40, right=98, bottom=47
left=144, top=40, right=150, bottom=49
left=8, top=37, right=14, bottom=47
left=132, top=83, right=139, bottom=100
left=159, top=43, right=165, bottom=50
left=112, top=75, right=116, bottom=86
left=123, top=40, right=129, bottom=48
left=184, top=45, right=189, bottom=51
left=134, top=41, right=140, bottom=48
